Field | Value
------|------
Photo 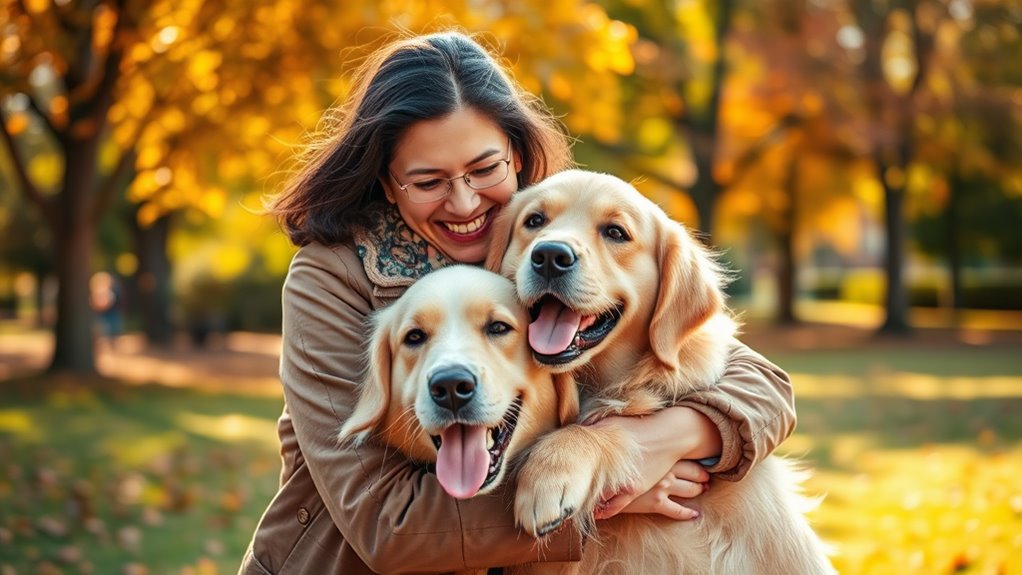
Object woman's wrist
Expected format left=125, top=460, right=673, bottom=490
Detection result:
left=647, top=406, right=723, bottom=462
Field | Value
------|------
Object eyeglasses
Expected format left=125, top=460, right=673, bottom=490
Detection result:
left=389, top=139, right=514, bottom=204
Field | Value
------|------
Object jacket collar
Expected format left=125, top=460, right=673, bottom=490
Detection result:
left=354, top=204, right=451, bottom=299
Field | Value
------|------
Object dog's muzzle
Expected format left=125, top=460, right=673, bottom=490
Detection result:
left=428, top=367, right=477, bottom=415
left=531, top=241, right=577, bottom=280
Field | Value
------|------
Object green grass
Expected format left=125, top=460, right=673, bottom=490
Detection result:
left=0, top=383, right=283, bottom=575
left=774, top=346, right=1022, bottom=574
left=1, top=342, right=1021, bottom=574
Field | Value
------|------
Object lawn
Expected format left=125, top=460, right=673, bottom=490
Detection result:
left=1, top=331, right=1020, bottom=574
left=769, top=344, right=1022, bottom=575
left=0, top=381, right=283, bottom=575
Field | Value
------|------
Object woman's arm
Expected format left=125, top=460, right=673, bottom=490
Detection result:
left=281, top=243, right=581, bottom=572
left=595, top=341, right=796, bottom=519
left=676, top=340, right=796, bottom=480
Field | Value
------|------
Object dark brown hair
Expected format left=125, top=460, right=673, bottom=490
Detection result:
left=270, top=31, right=574, bottom=246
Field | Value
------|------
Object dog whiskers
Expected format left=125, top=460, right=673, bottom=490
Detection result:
left=381, top=405, right=422, bottom=455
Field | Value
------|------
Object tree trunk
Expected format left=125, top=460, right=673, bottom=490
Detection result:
left=49, top=198, right=98, bottom=374
left=134, top=213, right=173, bottom=347
left=683, top=0, right=733, bottom=242
left=48, top=133, right=102, bottom=375
left=33, top=268, right=47, bottom=328
left=946, top=171, right=963, bottom=328
left=880, top=178, right=911, bottom=334
left=689, top=150, right=718, bottom=239
left=775, top=155, right=799, bottom=325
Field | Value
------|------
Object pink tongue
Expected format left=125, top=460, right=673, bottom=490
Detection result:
left=436, top=425, right=489, bottom=499
left=529, top=300, right=582, bottom=355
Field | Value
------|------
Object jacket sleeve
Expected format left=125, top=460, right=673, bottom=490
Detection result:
left=674, top=340, right=796, bottom=482
left=280, top=243, right=581, bottom=573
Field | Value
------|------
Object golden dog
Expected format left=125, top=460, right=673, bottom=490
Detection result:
left=338, top=265, right=577, bottom=575
left=486, top=169, right=835, bottom=575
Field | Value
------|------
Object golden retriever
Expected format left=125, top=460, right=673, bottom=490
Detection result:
left=338, top=265, right=577, bottom=575
left=485, top=169, right=835, bottom=575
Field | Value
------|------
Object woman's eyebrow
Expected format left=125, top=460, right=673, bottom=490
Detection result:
left=403, top=146, right=501, bottom=176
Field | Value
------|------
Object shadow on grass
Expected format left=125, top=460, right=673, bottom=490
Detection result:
left=790, top=394, right=1021, bottom=471
left=0, top=376, right=285, bottom=575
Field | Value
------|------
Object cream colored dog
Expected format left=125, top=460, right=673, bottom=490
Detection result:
left=486, top=169, right=835, bottom=575
left=338, top=265, right=578, bottom=575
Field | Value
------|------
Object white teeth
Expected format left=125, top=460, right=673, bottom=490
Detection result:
left=487, top=430, right=495, bottom=450
left=444, top=212, right=487, bottom=235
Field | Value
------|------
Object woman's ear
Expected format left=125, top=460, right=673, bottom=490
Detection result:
left=379, top=175, right=397, bottom=204
left=338, top=309, right=394, bottom=445
left=648, top=220, right=724, bottom=372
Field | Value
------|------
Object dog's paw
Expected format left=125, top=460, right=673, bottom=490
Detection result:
left=515, top=458, right=596, bottom=538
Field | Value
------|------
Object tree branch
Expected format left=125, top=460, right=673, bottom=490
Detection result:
left=90, top=70, right=172, bottom=226
left=0, top=109, right=58, bottom=227
left=82, top=1, right=128, bottom=222
left=908, top=1, right=939, bottom=97
left=26, top=94, right=61, bottom=140
left=91, top=147, right=135, bottom=224
left=51, top=0, right=84, bottom=35
left=725, top=113, right=802, bottom=187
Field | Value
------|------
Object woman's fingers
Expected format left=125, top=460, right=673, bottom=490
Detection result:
left=597, top=460, right=711, bottom=521
left=670, top=459, right=710, bottom=484
left=655, top=495, right=700, bottom=520
left=666, top=475, right=706, bottom=499
left=594, top=492, right=631, bottom=520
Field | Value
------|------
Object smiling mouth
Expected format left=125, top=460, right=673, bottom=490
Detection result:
left=441, top=209, right=490, bottom=236
left=430, top=396, right=522, bottom=498
left=527, top=295, right=622, bottom=365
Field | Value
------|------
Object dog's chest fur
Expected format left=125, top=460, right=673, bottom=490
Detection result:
left=575, top=317, right=735, bottom=423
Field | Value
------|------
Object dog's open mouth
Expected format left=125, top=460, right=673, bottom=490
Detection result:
left=527, top=295, right=622, bottom=364
left=430, top=396, right=522, bottom=499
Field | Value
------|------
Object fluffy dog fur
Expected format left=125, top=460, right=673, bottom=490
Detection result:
left=338, top=265, right=577, bottom=575
left=485, top=169, right=835, bottom=575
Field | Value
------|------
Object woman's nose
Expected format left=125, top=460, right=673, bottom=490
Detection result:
left=444, top=179, right=481, bottom=216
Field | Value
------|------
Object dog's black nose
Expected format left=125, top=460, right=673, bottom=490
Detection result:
left=531, top=241, right=576, bottom=279
left=429, top=367, right=477, bottom=414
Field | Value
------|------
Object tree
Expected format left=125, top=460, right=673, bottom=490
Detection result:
left=722, top=0, right=862, bottom=324
left=912, top=0, right=1022, bottom=312
left=1, top=0, right=138, bottom=374
left=844, top=0, right=957, bottom=334
left=581, top=0, right=737, bottom=238
left=0, top=0, right=639, bottom=376
left=0, top=136, right=53, bottom=325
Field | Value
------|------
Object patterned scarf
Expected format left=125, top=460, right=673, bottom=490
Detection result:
left=353, top=204, right=451, bottom=299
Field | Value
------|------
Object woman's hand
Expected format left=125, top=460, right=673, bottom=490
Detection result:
left=590, top=406, right=721, bottom=521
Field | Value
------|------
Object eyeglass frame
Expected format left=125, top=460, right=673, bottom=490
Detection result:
left=388, top=138, right=514, bottom=204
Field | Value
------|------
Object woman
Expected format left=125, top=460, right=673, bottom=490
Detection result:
left=240, top=31, right=795, bottom=575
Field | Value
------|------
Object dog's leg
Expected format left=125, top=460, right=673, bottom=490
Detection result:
left=515, top=422, right=641, bottom=539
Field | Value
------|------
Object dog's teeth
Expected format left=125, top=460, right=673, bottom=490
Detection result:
left=487, top=430, right=495, bottom=450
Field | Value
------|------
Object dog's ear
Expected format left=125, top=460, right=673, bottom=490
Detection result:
left=552, top=372, right=580, bottom=426
left=484, top=194, right=523, bottom=276
left=338, top=310, right=393, bottom=445
left=649, top=220, right=724, bottom=371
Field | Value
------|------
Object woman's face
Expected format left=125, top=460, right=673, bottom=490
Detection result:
left=383, top=107, right=521, bottom=264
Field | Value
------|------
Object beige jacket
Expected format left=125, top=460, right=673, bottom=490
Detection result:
left=239, top=238, right=796, bottom=575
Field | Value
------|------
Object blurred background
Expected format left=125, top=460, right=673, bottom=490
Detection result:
left=1, top=0, right=1021, bottom=574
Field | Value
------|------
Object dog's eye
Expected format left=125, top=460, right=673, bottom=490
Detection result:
left=486, top=321, right=512, bottom=336
left=603, top=224, right=630, bottom=242
left=403, top=328, right=427, bottom=346
left=524, top=212, right=546, bottom=229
